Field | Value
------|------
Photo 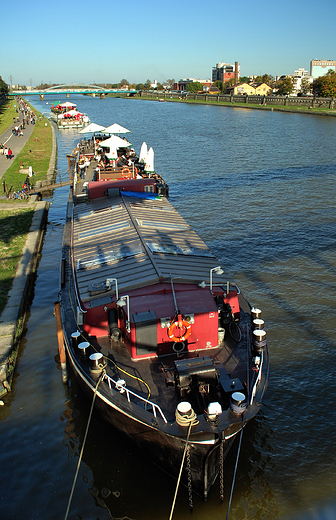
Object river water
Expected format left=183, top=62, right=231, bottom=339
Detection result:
left=1, top=94, right=336, bottom=520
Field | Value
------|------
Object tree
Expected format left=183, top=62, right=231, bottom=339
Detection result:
left=222, top=78, right=235, bottom=93
left=0, top=76, right=9, bottom=95
left=186, top=81, right=203, bottom=93
left=299, top=77, right=313, bottom=96
left=314, top=69, right=336, bottom=97
left=213, top=80, right=223, bottom=92
left=144, top=79, right=152, bottom=90
left=163, top=79, right=175, bottom=90
left=239, top=76, right=250, bottom=84
left=275, top=76, right=294, bottom=96
left=119, top=79, right=129, bottom=88
left=254, top=74, right=276, bottom=88
left=135, top=83, right=144, bottom=91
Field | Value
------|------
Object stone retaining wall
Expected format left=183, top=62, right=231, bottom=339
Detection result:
left=138, top=91, right=336, bottom=110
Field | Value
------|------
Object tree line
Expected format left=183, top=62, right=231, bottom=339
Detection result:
left=0, top=76, right=9, bottom=95
left=209, top=71, right=336, bottom=97
left=2, top=72, right=336, bottom=97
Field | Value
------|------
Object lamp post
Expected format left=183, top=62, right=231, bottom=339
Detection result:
left=210, top=266, right=224, bottom=292
left=117, top=295, right=130, bottom=333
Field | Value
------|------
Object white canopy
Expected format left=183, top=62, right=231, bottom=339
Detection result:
left=100, top=135, right=132, bottom=149
left=61, top=101, right=76, bottom=107
left=79, top=123, right=106, bottom=134
left=58, top=109, right=83, bottom=119
left=103, top=123, right=131, bottom=134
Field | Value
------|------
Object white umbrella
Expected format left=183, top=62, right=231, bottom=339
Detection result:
left=139, top=141, right=147, bottom=163
left=100, top=135, right=132, bottom=148
left=144, top=147, right=154, bottom=172
left=79, top=123, right=106, bottom=134
left=103, top=123, right=131, bottom=134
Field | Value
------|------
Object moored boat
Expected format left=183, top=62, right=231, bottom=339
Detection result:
left=49, top=102, right=90, bottom=128
left=57, top=129, right=269, bottom=502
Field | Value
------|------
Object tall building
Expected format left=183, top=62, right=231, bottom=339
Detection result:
left=292, top=68, right=312, bottom=95
left=212, top=62, right=240, bottom=83
left=310, top=60, right=336, bottom=79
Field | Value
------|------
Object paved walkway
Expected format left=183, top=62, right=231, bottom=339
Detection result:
left=0, top=105, right=36, bottom=182
left=0, top=104, right=57, bottom=397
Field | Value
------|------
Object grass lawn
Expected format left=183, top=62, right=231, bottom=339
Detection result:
left=0, top=207, right=35, bottom=313
left=0, top=98, right=18, bottom=136
left=2, top=113, right=53, bottom=193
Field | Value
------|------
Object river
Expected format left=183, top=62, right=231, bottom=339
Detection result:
left=0, top=94, right=336, bottom=520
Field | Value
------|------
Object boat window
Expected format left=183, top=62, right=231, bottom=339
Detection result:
left=144, top=185, right=154, bottom=193
left=136, top=219, right=188, bottom=231
left=151, top=205, right=173, bottom=211
left=77, top=244, right=143, bottom=270
left=147, top=242, right=214, bottom=257
left=76, top=205, right=121, bottom=220
left=77, top=221, right=130, bottom=240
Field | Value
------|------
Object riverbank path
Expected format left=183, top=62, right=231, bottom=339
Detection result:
left=0, top=111, right=35, bottom=182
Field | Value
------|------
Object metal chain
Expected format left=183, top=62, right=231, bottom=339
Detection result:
left=220, top=441, right=224, bottom=502
left=186, top=444, right=193, bottom=511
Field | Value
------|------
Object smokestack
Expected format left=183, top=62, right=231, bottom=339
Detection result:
left=235, top=61, right=239, bottom=85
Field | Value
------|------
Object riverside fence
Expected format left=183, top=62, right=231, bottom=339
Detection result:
left=137, top=91, right=336, bottom=110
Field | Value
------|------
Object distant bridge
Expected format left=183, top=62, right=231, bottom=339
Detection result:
left=10, top=83, right=137, bottom=96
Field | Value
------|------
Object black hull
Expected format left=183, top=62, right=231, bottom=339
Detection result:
left=64, top=337, right=239, bottom=498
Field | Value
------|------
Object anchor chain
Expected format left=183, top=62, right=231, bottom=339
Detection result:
left=219, top=441, right=224, bottom=502
left=186, top=444, right=193, bottom=511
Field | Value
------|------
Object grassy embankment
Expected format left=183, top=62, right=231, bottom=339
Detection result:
left=0, top=100, right=53, bottom=314
left=2, top=114, right=53, bottom=194
left=0, top=98, right=18, bottom=133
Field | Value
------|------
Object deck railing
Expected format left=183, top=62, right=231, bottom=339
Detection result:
left=103, top=373, right=168, bottom=424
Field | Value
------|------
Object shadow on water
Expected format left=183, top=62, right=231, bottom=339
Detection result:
left=59, top=367, right=282, bottom=520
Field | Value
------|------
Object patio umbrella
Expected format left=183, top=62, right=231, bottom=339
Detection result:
left=139, top=141, right=147, bottom=163
left=144, top=147, right=154, bottom=173
left=100, top=135, right=132, bottom=148
left=79, top=123, right=106, bottom=134
left=103, top=123, right=131, bottom=134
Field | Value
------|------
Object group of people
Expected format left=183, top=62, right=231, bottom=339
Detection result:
left=0, top=144, right=13, bottom=159
left=0, top=96, right=37, bottom=162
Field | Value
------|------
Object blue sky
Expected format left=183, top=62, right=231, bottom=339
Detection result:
left=2, top=0, right=335, bottom=86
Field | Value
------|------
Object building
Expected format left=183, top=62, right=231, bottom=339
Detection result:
left=231, top=82, right=272, bottom=96
left=173, top=78, right=212, bottom=91
left=212, top=62, right=240, bottom=84
left=310, top=60, right=336, bottom=79
left=292, top=68, right=312, bottom=95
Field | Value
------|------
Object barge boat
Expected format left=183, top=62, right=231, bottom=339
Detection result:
left=57, top=132, right=270, bottom=500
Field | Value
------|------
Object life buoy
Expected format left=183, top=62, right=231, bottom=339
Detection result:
left=121, top=167, right=131, bottom=178
left=168, top=319, right=191, bottom=342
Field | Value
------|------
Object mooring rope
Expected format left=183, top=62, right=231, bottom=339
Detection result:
left=64, top=369, right=105, bottom=520
left=168, top=421, right=192, bottom=520
left=225, top=413, right=245, bottom=520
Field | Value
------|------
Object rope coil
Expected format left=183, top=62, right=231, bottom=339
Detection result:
left=175, top=406, right=199, bottom=427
